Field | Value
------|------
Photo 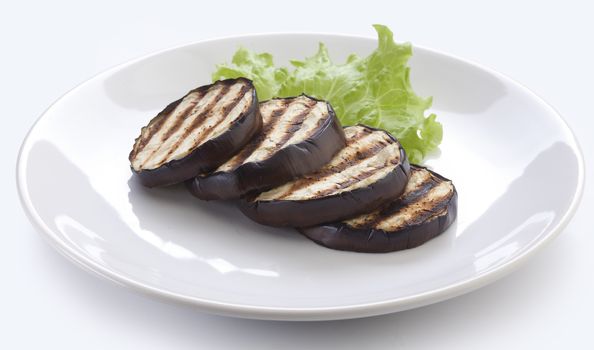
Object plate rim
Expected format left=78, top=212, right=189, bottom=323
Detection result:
left=16, top=31, right=586, bottom=321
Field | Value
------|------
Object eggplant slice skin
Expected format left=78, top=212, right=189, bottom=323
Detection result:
left=186, top=95, right=346, bottom=200
left=298, top=165, right=457, bottom=253
left=239, top=125, right=411, bottom=227
left=129, top=78, right=261, bottom=187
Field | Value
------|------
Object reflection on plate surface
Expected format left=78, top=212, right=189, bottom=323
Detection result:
left=17, top=34, right=583, bottom=320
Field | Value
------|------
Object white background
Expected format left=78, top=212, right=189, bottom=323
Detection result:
left=2, top=0, right=592, bottom=348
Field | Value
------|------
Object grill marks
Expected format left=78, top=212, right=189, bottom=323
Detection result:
left=216, top=96, right=322, bottom=172
left=297, top=165, right=456, bottom=253
left=238, top=124, right=410, bottom=228
left=131, top=91, right=203, bottom=168
left=311, top=167, right=380, bottom=198
left=272, top=99, right=318, bottom=148
left=243, top=98, right=320, bottom=164
left=188, top=95, right=347, bottom=201
left=154, top=84, right=231, bottom=167
left=345, top=167, right=455, bottom=231
left=133, top=87, right=222, bottom=170
left=155, top=92, right=205, bottom=143
left=161, top=91, right=207, bottom=141
left=283, top=103, right=331, bottom=146
left=298, top=127, right=380, bottom=178
left=207, top=84, right=254, bottom=139
left=131, top=80, right=253, bottom=171
left=217, top=101, right=289, bottom=172
left=344, top=168, right=432, bottom=228
left=257, top=129, right=373, bottom=199
left=131, top=95, right=190, bottom=161
left=180, top=84, right=233, bottom=149
left=256, top=126, right=402, bottom=201
left=374, top=181, right=452, bottom=231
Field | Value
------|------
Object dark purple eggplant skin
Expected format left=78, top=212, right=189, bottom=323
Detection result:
left=129, top=78, right=261, bottom=188
left=186, top=100, right=347, bottom=200
left=298, top=168, right=458, bottom=253
left=238, top=134, right=411, bottom=227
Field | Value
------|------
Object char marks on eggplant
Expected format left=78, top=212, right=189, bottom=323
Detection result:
left=298, top=165, right=457, bottom=253
left=129, top=78, right=261, bottom=187
left=239, top=125, right=411, bottom=227
left=187, top=95, right=346, bottom=200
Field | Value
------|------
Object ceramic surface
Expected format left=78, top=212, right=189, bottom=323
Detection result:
left=17, top=33, right=584, bottom=321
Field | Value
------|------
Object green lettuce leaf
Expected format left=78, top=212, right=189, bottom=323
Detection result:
left=212, top=25, right=442, bottom=163
left=212, top=48, right=289, bottom=100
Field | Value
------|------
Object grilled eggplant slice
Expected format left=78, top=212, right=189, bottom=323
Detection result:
left=239, top=125, right=410, bottom=227
left=186, top=95, right=346, bottom=200
left=129, top=78, right=261, bottom=187
left=298, top=165, right=457, bottom=253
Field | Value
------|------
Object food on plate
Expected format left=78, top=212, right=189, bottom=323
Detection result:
left=128, top=24, right=458, bottom=253
left=298, top=165, right=457, bottom=252
left=129, top=78, right=261, bottom=187
left=239, top=125, right=411, bottom=227
left=186, top=95, right=346, bottom=200
left=212, top=24, right=442, bottom=164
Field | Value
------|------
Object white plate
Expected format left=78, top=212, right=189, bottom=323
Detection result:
left=17, top=33, right=584, bottom=321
